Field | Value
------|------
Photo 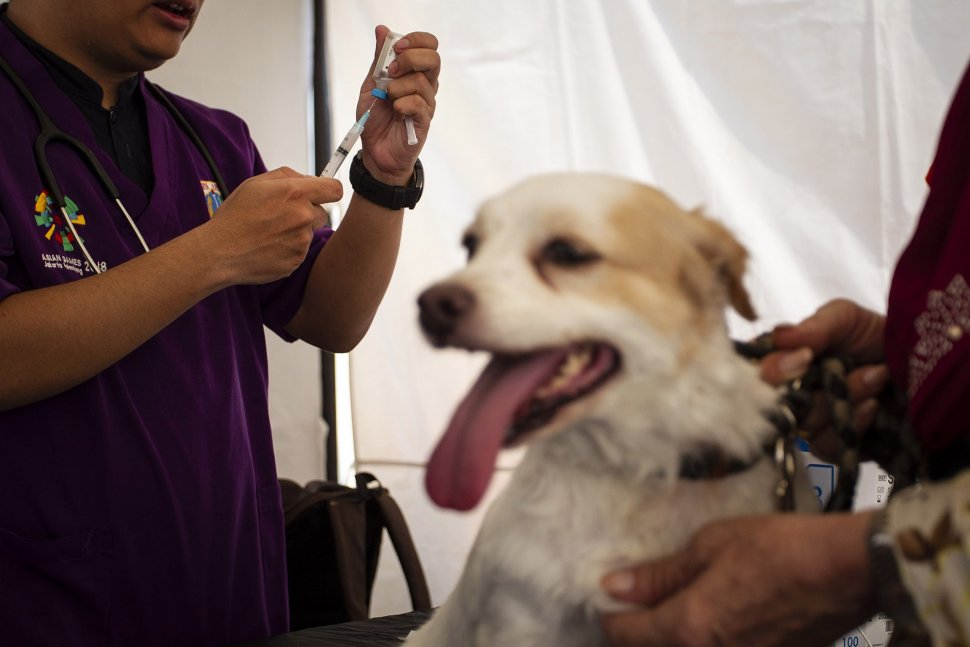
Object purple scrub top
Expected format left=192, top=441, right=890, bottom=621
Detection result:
left=0, top=17, right=332, bottom=647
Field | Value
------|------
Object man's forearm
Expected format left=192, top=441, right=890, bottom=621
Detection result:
left=0, top=224, right=230, bottom=410
left=286, top=192, right=405, bottom=352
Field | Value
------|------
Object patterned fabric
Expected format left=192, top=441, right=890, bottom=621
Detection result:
left=908, top=274, right=970, bottom=397
left=882, top=58, right=970, bottom=643
left=885, top=60, right=970, bottom=455
left=886, top=471, right=970, bottom=646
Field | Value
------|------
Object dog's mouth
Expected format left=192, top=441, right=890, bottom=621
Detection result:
left=507, top=344, right=619, bottom=445
left=425, top=342, right=620, bottom=511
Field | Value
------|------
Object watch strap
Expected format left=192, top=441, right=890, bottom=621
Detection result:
left=349, top=151, right=424, bottom=210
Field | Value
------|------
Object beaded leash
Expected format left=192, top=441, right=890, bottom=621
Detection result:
left=735, top=335, right=925, bottom=512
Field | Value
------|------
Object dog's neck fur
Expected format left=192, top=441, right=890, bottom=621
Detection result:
left=514, top=334, right=777, bottom=498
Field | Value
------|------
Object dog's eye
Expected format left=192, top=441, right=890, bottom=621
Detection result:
left=541, top=238, right=598, bottom=267
left=462, top=234, right=479, bottom=260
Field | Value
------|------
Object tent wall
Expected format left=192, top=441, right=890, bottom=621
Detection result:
left=324, top=0, right=970, bottom=616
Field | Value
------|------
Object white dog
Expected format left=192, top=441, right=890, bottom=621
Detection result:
left=407, top=173, right=811, bottom=646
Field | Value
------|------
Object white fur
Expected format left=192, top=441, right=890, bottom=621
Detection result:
left=407, top=174, right=812, bottom=646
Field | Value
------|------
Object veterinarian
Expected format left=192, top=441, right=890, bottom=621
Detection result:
left=0, top=1, right=439, bottom=645
left=601, top=59, right=970, bottom=646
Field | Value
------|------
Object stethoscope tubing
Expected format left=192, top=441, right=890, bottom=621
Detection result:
left=0, top=53, right=228, bottom=275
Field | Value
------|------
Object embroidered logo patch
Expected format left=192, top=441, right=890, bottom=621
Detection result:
left=909, top=273, right=970, bottom=396
left=201, top=180, right=223, bottom=217
left=34, top=190, right=86, bottom=252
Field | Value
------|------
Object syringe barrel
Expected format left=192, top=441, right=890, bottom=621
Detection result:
left=320, top=121, right=366, bottom=178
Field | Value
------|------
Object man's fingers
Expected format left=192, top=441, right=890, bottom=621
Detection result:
left=775, top=299, right=885, bottom=361
left=846, top=364, right=890, bottom=403
left=399, top=31, right=439, bottom=53
left=771, top=314, right=832, bottom=355
left=311, top=205, right=329, bottom=231
left=301, top=177, right=343, bottom=206
left=389, top=65, right=439, bottom=111
left=393, top=43, right=442, bottom=88
left=258, top=166, right=302, bottom=180
left=255, top=174, right=343, bottom=207
left=759, top=347, right=813, bottom=385
left=602, top=550, right=698, bottom=606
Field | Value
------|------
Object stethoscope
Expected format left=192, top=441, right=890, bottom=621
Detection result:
left=0, top=54, right=229, bottom=275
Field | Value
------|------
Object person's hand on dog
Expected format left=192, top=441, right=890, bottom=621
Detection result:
left=756, top=298, right=890, bottom=462
left=600, top=512, right=878, bottom=647
left=357, top=25, right=440, bottom=186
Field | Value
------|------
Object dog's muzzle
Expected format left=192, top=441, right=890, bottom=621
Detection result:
left=418, top=283, right=476, bottom=347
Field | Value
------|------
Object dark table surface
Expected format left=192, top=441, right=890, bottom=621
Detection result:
left=231, top=610, right=433, bottom=647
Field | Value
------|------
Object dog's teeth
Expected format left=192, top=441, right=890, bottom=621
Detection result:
left=535, top=347, right=592, bottom=398
left=558, top=347, right=591, bottom=379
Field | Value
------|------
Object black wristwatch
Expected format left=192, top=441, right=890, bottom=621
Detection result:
left=349, top=151, right=424, bottom=210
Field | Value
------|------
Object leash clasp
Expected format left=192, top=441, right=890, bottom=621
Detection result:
left=773, top=432, right=798, bottom=511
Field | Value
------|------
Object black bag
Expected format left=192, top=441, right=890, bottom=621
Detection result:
left=280, top=472, right=432, bottom=630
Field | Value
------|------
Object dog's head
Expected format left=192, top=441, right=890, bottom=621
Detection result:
left=418, top=173, right=758, bottom=510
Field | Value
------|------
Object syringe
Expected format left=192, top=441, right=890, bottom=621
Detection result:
left=372, top=31, right=419, bottom=146
left=320, top=107, right=372, bottom=178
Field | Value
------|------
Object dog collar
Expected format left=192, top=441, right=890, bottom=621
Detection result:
left=678, top=438, right=798, bottom=512
left=678, top=446, right=765, bottom=480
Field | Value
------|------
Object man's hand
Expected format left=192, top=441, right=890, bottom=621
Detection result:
left=205, top=167, right=342, bottom=286
left=357, top=25, right=440, bottom=185
left=600, top=513, right=878, bottom=647
left=757, top=299, right=890, bottom=461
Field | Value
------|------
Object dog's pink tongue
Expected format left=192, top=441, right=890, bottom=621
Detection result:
left=425, top=350, right=566, bottom=511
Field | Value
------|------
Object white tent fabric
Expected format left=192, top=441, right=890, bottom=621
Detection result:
left=326, top=0, right=970, bottom=616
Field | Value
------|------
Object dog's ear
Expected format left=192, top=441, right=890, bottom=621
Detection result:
left=686, top=210, right=757, bottom=321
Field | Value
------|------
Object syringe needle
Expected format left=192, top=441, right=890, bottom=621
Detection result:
left=320, top=110, right=371, bottom=178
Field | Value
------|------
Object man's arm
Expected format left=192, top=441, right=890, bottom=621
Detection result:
left=285, top=26, right=439, bottom=351
left=0, top=170, right=340, bottom=411
left=284, top=190, right=404, bottom=352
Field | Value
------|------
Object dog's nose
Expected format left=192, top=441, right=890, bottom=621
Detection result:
left=418, top=283, right=475, bottom=346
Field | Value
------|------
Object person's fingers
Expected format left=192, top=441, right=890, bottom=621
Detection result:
left=774, top=299, right=885, bottom=362
left=388, top=64, right=439, bottom=111
left=243, top=174, right=343, bottom=214
left=300, top=177, right=343, bottom=206
left=758, top=346, right=813, bottom=385
left=255, top=166, right=302, bottom=181
left=392, top=44, right=442, bottom=89
left=399, top=31, right=439, bottom=54
left=771, top=313, right=834, bottom=355
left=602, top=550, right=699, bottom=606
left=256, top=176, right=342, bottom=205
left=309, top=204, right=329, bottom=230
left=391, top=94, right=434, bottom=130
left=846, top=364, right=890, bottom=404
